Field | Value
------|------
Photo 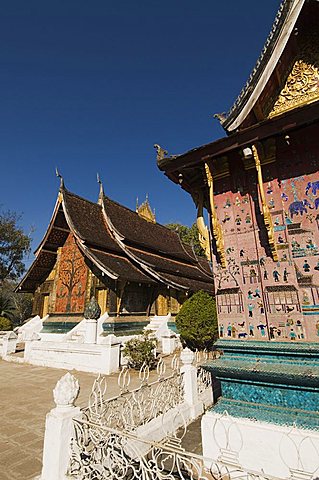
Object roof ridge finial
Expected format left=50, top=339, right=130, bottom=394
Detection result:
left=55, top=167, right=64, bottom=190
left=154, top=144, right=168, bottom=161
left=97, top=173, right=104, bottom=204
left=136, top=196, right=139, bottom=212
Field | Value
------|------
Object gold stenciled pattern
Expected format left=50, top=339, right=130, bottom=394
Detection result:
left=269, top=59, right=319, bottom=118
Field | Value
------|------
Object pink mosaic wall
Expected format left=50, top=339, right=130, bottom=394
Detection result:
left=213, top=136, right=319, bottom=342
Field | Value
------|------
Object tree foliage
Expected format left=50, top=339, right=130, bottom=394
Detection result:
left=0, top=282, right=33, bottom=326
left=165, top=222, right=205, bottom=257
left=0, top=290, right=16, bottom=320
left=122, top=331, right=157, bottom=369
left=176, top=290, right=218, bottom=350
left=0, top=316, right=13, bottom=331
left=0, top=210, right=31, bottom=283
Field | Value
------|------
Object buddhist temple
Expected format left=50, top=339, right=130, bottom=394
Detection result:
left=17, top=181, right=214, bottom=334
left=158, top=0, right=319, bottom=475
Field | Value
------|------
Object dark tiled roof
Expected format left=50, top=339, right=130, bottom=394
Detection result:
left=63, top=190, right=122, bottom=253
left=19, top=187, right=214, bottom=294
left=103, top=196, right=195, bottom=263
left=126, top=247, right=213, bottom=283
left=90, top=249, right=155, bottom=284
left=163, top=273, right=213, bottom=293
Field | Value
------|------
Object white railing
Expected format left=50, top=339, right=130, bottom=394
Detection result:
left=86, top=356, right=184, bottom=431
left=39, top=348, right=214, bottom=480
left=67, top=417, right=273, bottom=480
left=37, top=348, right=319, bottom=480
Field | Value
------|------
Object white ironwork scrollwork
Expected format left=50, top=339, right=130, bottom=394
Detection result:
left=68, top=419, right=273, bottom=480
left=195, top=350, right=213, bottom=394
left=86, top=357, right=184, bottom=432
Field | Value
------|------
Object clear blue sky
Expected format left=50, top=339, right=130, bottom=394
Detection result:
left=1, top=0, right=281, bottom=262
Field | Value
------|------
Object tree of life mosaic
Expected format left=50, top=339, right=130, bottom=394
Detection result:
left=55, top=234, right=88, bottom=314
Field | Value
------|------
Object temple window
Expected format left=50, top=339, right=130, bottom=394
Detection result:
left=265, top=286, right=300, bottom=314
left=216, top=287, right=244, bottom=314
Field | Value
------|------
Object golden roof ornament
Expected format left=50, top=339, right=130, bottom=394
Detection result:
left=136, top=194, right=156, bottom=223
left=269, top=59, right=319, bottom=118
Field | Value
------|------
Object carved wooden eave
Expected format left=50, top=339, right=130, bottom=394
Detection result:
left=269, top=58, right=319, bottom=118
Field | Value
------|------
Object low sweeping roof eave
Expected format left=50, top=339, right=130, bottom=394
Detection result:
left=157, top=100, right=319, bottom=174
left=220, top=0, right=305, bottom=132
left=102, top=194, right=202, bottom=264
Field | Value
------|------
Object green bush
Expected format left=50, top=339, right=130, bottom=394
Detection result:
left=176, top=290, right=217, bottom=350
left=0, top=316, right=13, bottom=331
left=122, top=331, right=157, bottom=369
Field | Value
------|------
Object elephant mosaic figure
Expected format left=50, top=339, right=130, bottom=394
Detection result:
left=306, top=181, right=319, bottom=196
left=288, top=199, right=312, bottom=218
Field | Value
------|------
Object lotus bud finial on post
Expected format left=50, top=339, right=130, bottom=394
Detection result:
left=53, top=372, right=80, bottom=409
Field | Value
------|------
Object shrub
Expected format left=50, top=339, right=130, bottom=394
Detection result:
left=176, top=290, right=217, bottom=350
left=0, top=316, right=13, bottom=331
left=122, top=331, right=157, bottom=369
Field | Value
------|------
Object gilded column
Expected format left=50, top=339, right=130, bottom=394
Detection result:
left=194, top=189, right=212, bottom=261
left=204, top=162, right=227, bottom=268
left=252, top=144, right=278, bottom=262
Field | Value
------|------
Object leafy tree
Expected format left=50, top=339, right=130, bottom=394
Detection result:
left=0, top=210, right=32, bottom=283
left=165, top=222, right=205, bottom=257
left=0, top=290, right=16, bottom=320
left=0, top=316, right=13, bottom=331
left=12, top=291, right=33, bottom=325
left=0, top=282, right=33, bottom=326
left=176, top=290, right=217, bottom=350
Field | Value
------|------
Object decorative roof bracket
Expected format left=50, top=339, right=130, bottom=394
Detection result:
left=204, top=163, right=227, bottom=268
left=252, top=144, right=278, bottom=262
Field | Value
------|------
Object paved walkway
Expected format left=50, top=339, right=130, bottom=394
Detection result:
left=0, top=360, right=100, bottom=479
left=0, top=356, right=201, bottom=480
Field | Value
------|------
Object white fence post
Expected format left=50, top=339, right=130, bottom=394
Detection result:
left=40, top=372, right=81, bottom=480
left=180, top=347, right=203, bottom=419
left=1, top=331, right=18, bottom=357
left=84, top=318, right=98, bottom=343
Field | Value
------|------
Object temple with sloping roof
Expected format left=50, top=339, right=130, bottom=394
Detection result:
left=18, top=180, right=214, bottom=334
